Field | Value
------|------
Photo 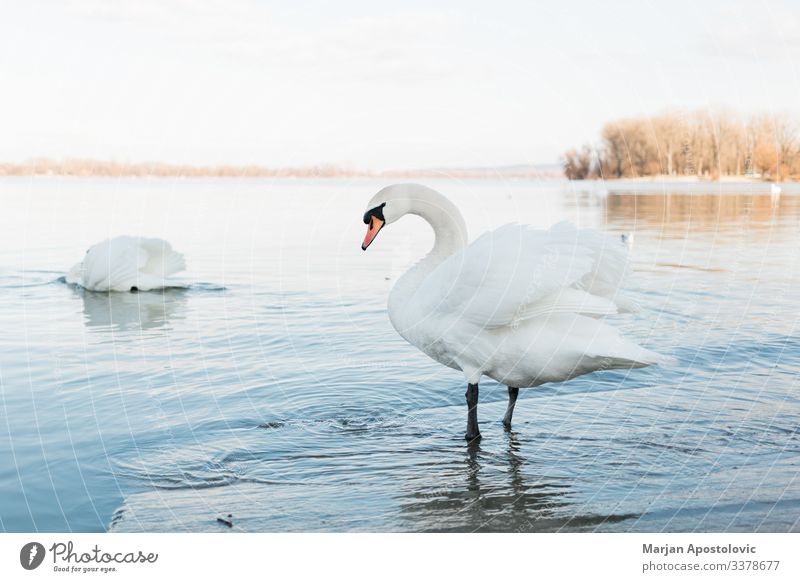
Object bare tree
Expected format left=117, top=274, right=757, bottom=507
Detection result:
left=562, top=145, right=597, bottom=180
left=565, top=109, right=799, bottom=181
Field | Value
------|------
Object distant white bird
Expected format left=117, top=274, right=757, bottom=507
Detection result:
left=621, top=232, right=635, bottom=249
left=770, top=183, right=782, bottom=206
left=67, top=236, right=186, bottom=292
left=361, top=184, right=672, bottom=441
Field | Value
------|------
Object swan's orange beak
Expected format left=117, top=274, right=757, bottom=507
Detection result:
left=362, top=216, right=384, bottom=250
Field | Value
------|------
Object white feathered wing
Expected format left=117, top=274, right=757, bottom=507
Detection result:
left=410, top=221, right=668, bottom=372
left=67, top=236, right=186, bottom=292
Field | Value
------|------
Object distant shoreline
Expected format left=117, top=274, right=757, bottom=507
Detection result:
left=1, top=160, right=793, bottom=184
left=589, top=175, right=782, bottom=183
left=0, top=159, right=562, bottom=180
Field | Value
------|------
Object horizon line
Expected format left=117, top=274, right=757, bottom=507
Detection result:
left=0, top=158, right=563, bottom=179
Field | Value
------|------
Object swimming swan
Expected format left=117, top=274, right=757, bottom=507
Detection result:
left=67, top=236, right=186, bottom=292
left=361, top=184, right=672, bottom=441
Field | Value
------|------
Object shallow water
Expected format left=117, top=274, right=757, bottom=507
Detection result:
left=0, top=177, right=798, bottom=532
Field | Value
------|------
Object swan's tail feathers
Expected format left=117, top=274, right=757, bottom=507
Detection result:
left=133, top=253, right=186, bottom=291
left=594, top=344, right=677, bottom=370
left=139, top=238, right=187, bottom=278
left=134, top=243, right=187, bottom=291
left=581, top=321, right=677, bottom=370
left=66, top=262, right=83, bottom=285
left=161, top=249, right=187, bottom=277
left=612, top=294, right=641, bottom=314
left=650, top=350, right=678, bottom=367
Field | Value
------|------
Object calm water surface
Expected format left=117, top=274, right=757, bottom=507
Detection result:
left=0, top=177, right=798, bottom=532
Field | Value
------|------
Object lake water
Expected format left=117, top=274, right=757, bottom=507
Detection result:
left=1, top=177, right=798, bottom=532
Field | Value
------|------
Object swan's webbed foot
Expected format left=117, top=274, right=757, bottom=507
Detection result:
left=465, top=383, right=481, bottom=441
left=502, top=386, right=519, bottom=430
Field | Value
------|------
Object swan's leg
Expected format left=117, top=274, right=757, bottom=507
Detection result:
left=503, top=386, right=519, bottom=430
left=465, top=383, right=481, bottom=441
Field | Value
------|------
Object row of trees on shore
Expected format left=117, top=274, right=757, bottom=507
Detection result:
left=0, top=159, right=556, bottom=179
left=563, top=110, right=799, bottom=181
left=0, top=159, right=360, bottom=178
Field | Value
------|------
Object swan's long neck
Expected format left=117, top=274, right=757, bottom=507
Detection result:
left=409, top=190, right=469, bottom=262
left=388, top=187, right=468, bottom=316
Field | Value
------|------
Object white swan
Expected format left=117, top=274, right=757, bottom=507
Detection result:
left=770, top=183, right=782, bottom=207
left=620, top=232, right=634, bottom=249
left=67, top=236, right=186, bottom=292
left=361, top=184, right=672, bottom=440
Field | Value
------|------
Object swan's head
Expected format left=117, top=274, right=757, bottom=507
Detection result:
left=361, top=184, right=426, bottom=250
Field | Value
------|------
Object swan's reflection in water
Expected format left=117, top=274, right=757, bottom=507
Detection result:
left=74, top=287, right=188, bottom=331
left=401, top=434, right=566, bottom=532
left=400, top=433, right=637, bottom=532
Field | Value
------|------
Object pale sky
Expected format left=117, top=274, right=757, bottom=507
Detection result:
left=1, top=0, right=798, bottom=169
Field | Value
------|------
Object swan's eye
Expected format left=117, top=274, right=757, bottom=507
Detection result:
left=362, top=202, right=387, bottom=225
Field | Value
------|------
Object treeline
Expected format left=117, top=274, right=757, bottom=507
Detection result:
left=0, top=158, right=359, bottom=178
left=0, top=158, right=559, bottom=179
left=563, top=110, right=800, bottom=181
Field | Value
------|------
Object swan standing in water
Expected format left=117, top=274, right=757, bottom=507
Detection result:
left=67, top=236, right=186, bottom=292
left=361, top=184, right=672, bottom=441
left=770, top=183, right=782, bottom=208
